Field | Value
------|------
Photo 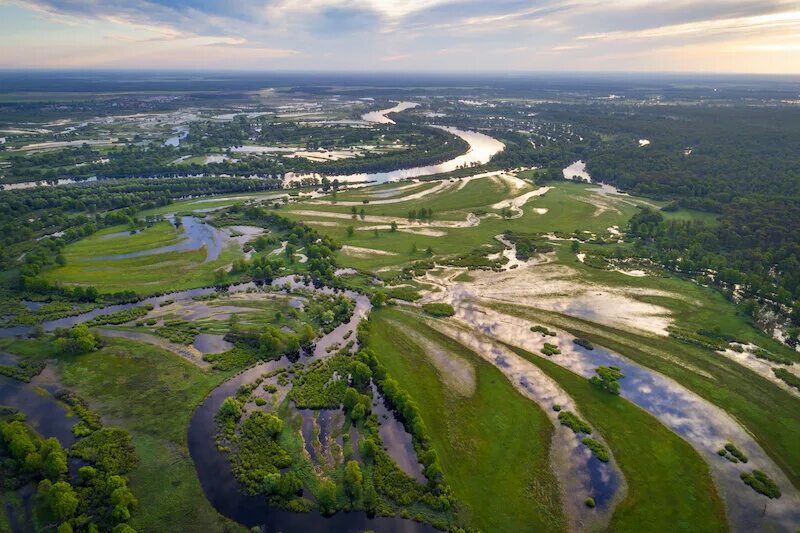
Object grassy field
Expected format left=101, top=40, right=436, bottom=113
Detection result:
left=367, top=307, right=564, bottom=532
left=42, top=221, right=244, bottom=294
left=491, top=301, right=800, bottom=490
left=44, top=337, right=242, bottom=532
left=507, top=344, right=728, bottom=532
left=276, top=179, right=646, bottom=271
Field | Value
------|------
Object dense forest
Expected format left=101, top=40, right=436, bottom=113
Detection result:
left=537, top=104, right=800, bottom=329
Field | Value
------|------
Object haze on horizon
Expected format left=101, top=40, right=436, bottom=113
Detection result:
left=0, top=0, right=799, bottom=74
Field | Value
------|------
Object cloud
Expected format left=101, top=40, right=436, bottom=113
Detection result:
left=5, top=0, right=800, bottom=72
left=578, top=9, right=800, bottom=41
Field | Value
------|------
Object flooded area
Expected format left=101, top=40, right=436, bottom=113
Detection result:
left=424, top=316, right=623, bottom=531
left=563, top=160, right=592, bottom=182
left=0, top=373, right=77, bottom=448
left=430, top=277, right=800, bottom=532
left=91, top=216, right=225, bottom=263
left=370, top=383, right=426, bottom=482
left=192, top=333, right=233, bottom=354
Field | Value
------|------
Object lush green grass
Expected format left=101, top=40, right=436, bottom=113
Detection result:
left=507, top=344, right=728, bottom=532
left=368, top=308, right=564, bottom=532
left=492, top=302, right=800, bottom=490
left=42, top=223, right=244, bottom=294
left=278, top=179, right=643, bottom=271
left=28, top=337, right=244, bottom=532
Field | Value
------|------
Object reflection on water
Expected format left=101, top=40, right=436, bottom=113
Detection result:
left=192, top=333, right=233, bottom=354
left=371, top=383, right=426, bottom=483
left=91, top=216, right=225, bottom=263
left=0, top=374, right=76, bottom=447
left=465, top=305, right=800, bottom=532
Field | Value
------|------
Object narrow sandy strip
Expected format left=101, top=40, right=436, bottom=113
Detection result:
left=340, top=245, right=398, bottom=258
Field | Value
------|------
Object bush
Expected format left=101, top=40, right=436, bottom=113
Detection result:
left=582, top=437, right=610, bottom=462
left=573, top=338, right=594, bottom=350
left=558, top=411, right=592, bottom=435
left=530, top=325, right=556, bottom=337
left=589, top=366, right=624, bottom=395
left=541, top=343, right=560, bottom=356
left=421, top=303, right=455, bottom=317
left=740, top=470, right=781, bottom=499
left=70, top=428, right=138, bottom=474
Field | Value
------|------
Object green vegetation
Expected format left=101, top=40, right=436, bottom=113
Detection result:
left=581, top=437, right=610, bottom=462
left=557, top=411, right=592, bottom=435
left=421, top=303, right=455, bottom=317
left=774, top=368, right=800, bottom=391
left=366, top=308, right=563, bottom=532
left=740, top=470, right=781, bottom=499
left=507, top=344, right=727, bottom=532
left=531, top=325, right=556, bottom=337
left=572, top=338, right=594, bottom=350
left=718, top=442, right=748, bottom=464
left=590, top=366, right=624, bottom=395
left=541, top=343, right=560, bottom=356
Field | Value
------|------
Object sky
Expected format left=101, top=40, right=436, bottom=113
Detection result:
left=1, top=0, right=799, bottom=73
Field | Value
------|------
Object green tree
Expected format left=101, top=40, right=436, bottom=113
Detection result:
left=317, top=480, right=338, bottom=516
left=351, top=362, right=372, bottom=389
left=344, top=460, right=363, bottom=501
left=47, top=481, right=79, bottom=522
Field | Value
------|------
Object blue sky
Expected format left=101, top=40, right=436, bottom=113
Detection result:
left=1, top=0, right=799, bottom=72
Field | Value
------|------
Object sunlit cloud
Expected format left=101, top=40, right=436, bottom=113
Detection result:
left=2, top=0, right=800, bottom=72
left=578, top=9, right=800, bottom=41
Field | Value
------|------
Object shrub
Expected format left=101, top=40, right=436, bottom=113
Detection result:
left=558, top=411, right=592, bottom=435
left=530, top=325, right=556, bottom=337
left=573, top=338, right=594, bottom=350
left=740, top=470, right=781, bottom=499
left=589, top=366, right=624, bottom=395
left=541, top=343, right=560, bottom=356
left=582, top=437, right=610, bottom=462
left=421, top=303, right=455, bottom=318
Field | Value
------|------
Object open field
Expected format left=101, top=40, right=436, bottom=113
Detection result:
left=367, top=307, right=564, bottom=532
left=508, top=344, right=727, bottom=532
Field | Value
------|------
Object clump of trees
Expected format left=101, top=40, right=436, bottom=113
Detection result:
left=53, top=324, right=99, bottom=355
left=590, top=366, right=624, bottom=395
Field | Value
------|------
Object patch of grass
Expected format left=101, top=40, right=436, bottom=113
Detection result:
left=47, top=337, right=245, bottom=532
left=494, top=303, right=800, bottom=490
left=367, top=308, right=563, bottom=532
left=507, top=344, right=728, bottom=532
left=421, top=303, right=455, bottom=317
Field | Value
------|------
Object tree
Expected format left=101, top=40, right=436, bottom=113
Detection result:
left=317, top=480, right=338, bottom=515
left=344, top=460, right=363, bottom=501
left=343, top=387, right=360, bottom=411
left=359, top=207, right=366, bottom=220
left=55, top=324, right=98, bottom=355
left=390, top=221, right=398, bottom=232
left=370, top=290, right=387, bottom=308
left=571, top=240, right=580, bottom=253
left=346, top=226, right=354, bottom=238
left=47, top=481, right=79, bottom=522
left=351, top=361, right=372, bottom=389
left=590, top=366, right=625, bottom=395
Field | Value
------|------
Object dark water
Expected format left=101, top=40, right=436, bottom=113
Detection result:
left=187, top=362, right=436, bottom=532
left=371, top=383, right=426, bottom=483
left=192, top=333, right=233, bottom=354
left=0, top=374, right=76, bottom=447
